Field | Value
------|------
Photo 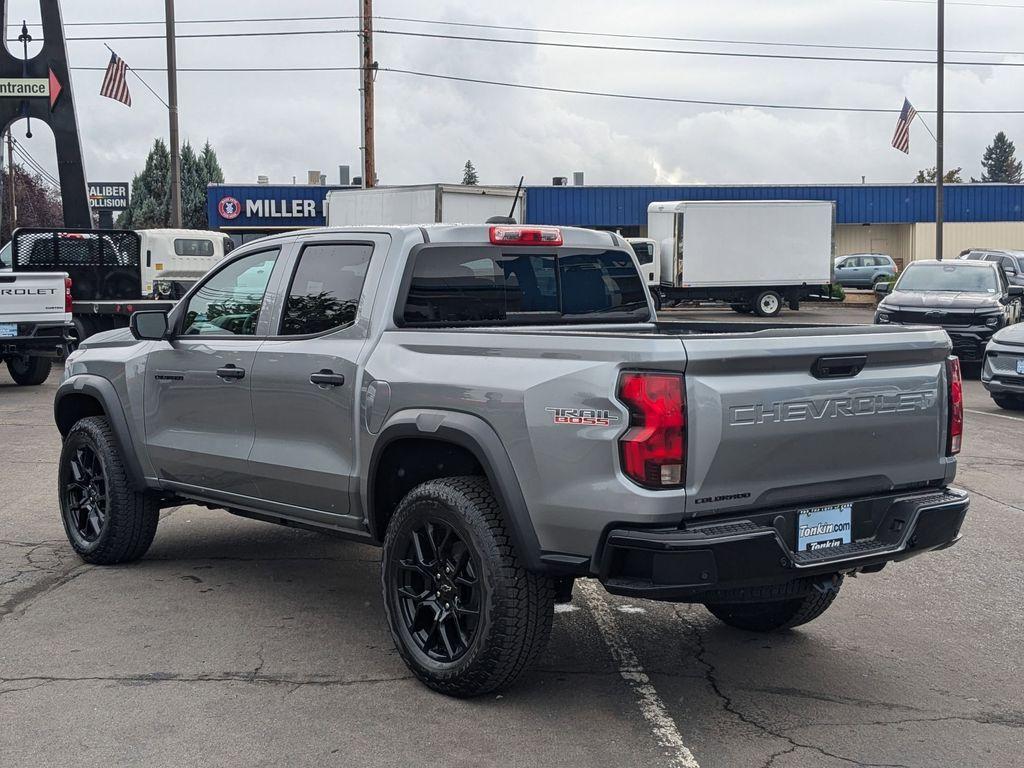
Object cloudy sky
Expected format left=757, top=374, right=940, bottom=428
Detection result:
left=6, top=0, right=1024, bottom=188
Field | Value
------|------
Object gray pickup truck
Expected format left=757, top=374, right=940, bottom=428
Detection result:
left=55, top=224, right=969, bottom=697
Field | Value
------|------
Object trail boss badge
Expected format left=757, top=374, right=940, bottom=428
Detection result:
left=545, top=407, right=620, bottom=426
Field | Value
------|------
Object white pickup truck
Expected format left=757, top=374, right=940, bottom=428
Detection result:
left=0, top=244, right=72, bottom=385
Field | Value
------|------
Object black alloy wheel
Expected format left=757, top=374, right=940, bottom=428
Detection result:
left=393, top=519, right=481, bottom=663
left=63, top=444, right=109, bottom=544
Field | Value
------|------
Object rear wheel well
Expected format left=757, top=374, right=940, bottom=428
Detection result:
left=55, top=393, right=106, bottom=436
left=370, top=438, right=484, bottom=542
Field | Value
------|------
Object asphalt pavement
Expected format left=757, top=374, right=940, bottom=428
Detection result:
left=2, top=309, right=1021, bottom=768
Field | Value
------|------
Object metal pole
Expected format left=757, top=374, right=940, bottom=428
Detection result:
left=165, top=0, right=182, bottom=227
left=935, top=0, right=944, bottom=261
left=6, top=130, right=16, bottom=232
left=360, top=0, right=375, bottom=188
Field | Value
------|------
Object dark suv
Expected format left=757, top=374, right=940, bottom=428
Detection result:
left=959, top=249, right=1024, bottom=288
left=875, top=259, right=1023, bottom=364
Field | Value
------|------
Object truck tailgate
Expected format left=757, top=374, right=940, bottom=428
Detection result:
left=681, top=326, right=954, bottom=518
left=0, top=271, right=69, bottom=325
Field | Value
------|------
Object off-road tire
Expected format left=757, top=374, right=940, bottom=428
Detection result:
left=753, top=290, right=783, bottom=317
left=381, top=476, right=555, bottom=697
left=704, top=576, right=843, bottom=632
left=58, top=416, right=160, bottom=564
left=6, top=356, right=52, bottom=386
left=992, top=393, right=1024, bottom=411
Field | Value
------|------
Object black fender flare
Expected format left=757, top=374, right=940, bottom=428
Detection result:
left=54, top=375, right=148, bottom=491
left=366, top=409, right=544, bottom=572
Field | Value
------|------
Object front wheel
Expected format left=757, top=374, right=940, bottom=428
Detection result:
left=753, top=290, right=782, bottom=317
left=58, top=416, right=160, bottom=564
left=381, top=476, right=555, bottom=697
left=705, top=577, right=843, bottom=631
left=6, top=356, right=52, bottom=385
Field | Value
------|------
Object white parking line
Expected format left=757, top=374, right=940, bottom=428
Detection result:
left=577, top=580, right=700, bottom=768
left=965, top=407, right=1024, bottom=423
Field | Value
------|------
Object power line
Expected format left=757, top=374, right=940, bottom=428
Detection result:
left=10, top=139, right=59, bottom=188
left=12, top=13, right=1024, bottom=56
left=376, top=67, right=1024, bottom=114
left=45, top=26, right=1024, bottom=68
left=66, top=62, right=1024, bottom=113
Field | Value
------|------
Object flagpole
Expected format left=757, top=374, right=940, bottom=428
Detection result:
left=935, top=0, right=945, bottom=261
left=912, top=113, right=937, bottom=143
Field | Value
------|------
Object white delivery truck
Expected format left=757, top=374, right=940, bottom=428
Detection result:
left=139, top=228, right=234, bottom=299
left=628, top=200, right=835, bottom=316
left=326, top=184, right=523, bottom=227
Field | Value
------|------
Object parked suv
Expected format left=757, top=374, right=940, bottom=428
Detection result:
left=834, top=253, right=897, bottom=288
left=981, top=323, right=1024, bottom=410
left=55, top=225, right=968, bottom=696
left=959, top=249, right=1024, bottom=289
left=875, top=259, right=1023, bottom=364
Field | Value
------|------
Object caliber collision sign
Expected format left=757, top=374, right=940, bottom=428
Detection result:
left=88, top=182, right=129, bottom=210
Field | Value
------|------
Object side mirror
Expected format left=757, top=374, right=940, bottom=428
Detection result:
left=874, top=282, right=892, bottom=296
left=130, top=310, right=170, bottom=340
left=1009, top=285, right=1024, bottom=297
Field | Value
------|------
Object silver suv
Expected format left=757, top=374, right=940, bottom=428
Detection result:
left=834, top=253, right=898, bottom=288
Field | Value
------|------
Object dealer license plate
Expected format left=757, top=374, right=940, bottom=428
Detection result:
left=797, top=503, right=852, bottom=553
left=0, top=323, right=17, bottom=337
left=1016, top=359, right=1024, bottom=375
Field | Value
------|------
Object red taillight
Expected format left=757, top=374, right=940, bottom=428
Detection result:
left=64, top=276, right=73, bottom=314
left=947, top=356, right=963, bottom=455
left=617, top=372, right=686, bottom=488
left=489, top=226, right=562, bottom=246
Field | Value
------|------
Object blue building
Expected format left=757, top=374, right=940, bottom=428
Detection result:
left=207, top=182, right=1024, bottom=263
left=207, top=183, right=339, bottom=246
left=523, top=184, right=1024, bottom=265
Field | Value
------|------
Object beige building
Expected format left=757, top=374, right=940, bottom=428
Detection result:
left=836, top=222, right=1024, bottom=268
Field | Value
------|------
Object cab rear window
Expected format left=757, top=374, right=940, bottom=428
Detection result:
left=174, top=238, right=215, bottom=257
left=401, top=247, right=649, bottom=326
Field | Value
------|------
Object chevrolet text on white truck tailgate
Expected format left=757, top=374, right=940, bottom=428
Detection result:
left=55, top=223, right=968, bottom=697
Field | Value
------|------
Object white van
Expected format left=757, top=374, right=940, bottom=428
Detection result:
left=140, top=229, right=234, bottom=299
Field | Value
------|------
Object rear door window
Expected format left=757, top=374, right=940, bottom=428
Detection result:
left=280, top=243, right=374, bottom=335
left=402, top=247, right=648, bottom=326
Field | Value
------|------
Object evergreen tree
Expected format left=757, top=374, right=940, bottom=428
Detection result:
left=977, top=131, right=1022, bottom=183
left=118, top=139, right=170, bottom=228
left=914, top=166, right=963, bottom=183
left=200, top=141, right=224, bottom=185
left=461, top=160, right=479, bottom=185
left=180, top=142, right=205, bottom=230
left=117, top=138, right=226, bottom=229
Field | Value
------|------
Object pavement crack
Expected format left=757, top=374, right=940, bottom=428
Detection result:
left=0, top=562, right=93, bottom=623
left=675, top=608, right=911, bottom=768
left=250, top=644, right=266, bottom=682
left=0, top=672, right=414, bottom=695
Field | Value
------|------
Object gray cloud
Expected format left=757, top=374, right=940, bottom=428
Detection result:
left=5, top=0, right=1024, bottom=190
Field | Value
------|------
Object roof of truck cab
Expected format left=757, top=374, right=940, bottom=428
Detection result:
left=258, top=224, right=622, bottom=248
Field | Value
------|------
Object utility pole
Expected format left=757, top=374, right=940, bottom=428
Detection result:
left=935, top=0, right=945, bottom=260
left=6, top=130, right=16, bottom=232
left=360, top=0, right=376, bottom=188
left=165, top=0, right=182, bottom=227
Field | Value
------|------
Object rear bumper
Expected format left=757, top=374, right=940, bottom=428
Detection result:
left=0, top=322, right=73, bottom=358
left=598, top=487, right=968, bottom=602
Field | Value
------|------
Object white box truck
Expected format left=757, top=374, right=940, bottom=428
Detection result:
left=628, top=200, right=835, bottom=316
left=326, top=184, right=523, bottom=227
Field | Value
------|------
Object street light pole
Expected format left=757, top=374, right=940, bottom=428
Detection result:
left=165, top=0, right=182, bottom=227
left=935, top=0, right=945, bottom=261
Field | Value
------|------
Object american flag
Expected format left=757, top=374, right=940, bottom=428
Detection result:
left=891, top=98, right=916, bottom=154
left=100, top=52, right=131, bottom=107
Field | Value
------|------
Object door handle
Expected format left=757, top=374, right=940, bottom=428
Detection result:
left=216, top=364, right=246, bottom=380
left=309, top=369, right=345, bottom=387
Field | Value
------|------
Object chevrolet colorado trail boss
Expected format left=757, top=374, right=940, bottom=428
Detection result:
left=55, top=224, right=969, bottom=697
